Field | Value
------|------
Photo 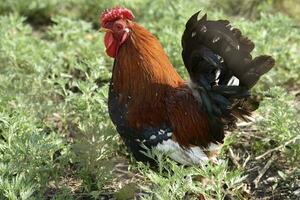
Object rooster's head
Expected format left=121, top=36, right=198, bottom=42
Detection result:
left=100, top=7, right=134, bottom=58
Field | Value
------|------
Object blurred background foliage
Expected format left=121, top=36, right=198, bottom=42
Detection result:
left=0, top=0, right=299, bottom=199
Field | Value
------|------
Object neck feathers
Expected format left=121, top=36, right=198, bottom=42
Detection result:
left=113, top=22, right=183, bottom=100
left=112, top=22, right=183, bottom=128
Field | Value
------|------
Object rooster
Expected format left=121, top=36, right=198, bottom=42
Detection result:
left=100, top=7, right=274, bottom=165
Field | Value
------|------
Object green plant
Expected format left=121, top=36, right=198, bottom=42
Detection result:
left=138, top=149, right=246, bottom=200
left=255, top=87, right=300, bottom=162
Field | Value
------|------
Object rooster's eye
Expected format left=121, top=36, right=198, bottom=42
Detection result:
left=113, top=21, right=126, bottom=32
left=116, top=24, right=123, bottom=30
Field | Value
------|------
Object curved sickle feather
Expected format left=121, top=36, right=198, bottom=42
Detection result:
left=181, top=11, right=275, bottom=89
left=180, top=12, right=275, bottom=139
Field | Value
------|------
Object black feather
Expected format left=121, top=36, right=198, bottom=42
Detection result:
left=181, top=11, right=275, bottom=142
left=182, top=11, right=275, bottom=89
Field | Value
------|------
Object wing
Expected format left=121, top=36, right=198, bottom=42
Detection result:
left=180, top=11, right=275, bottom=136
left=166, top=85, right=222, bottom=148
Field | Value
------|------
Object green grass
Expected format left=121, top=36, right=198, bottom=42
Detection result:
left=0, top=0, right=299, bottom=199
left=137, top=150, right=246, bottom=200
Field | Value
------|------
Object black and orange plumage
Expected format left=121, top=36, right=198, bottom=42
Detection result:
left=100, top=7, right=275, bottom=165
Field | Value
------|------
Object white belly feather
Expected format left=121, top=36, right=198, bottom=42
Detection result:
left=154, top=139, right=221, bottom=165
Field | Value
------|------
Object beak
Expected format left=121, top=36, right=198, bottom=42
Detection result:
left=99, top=27, right=112, bottom=32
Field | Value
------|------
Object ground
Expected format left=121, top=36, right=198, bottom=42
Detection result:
left=0, top=0, right=299, bottom=199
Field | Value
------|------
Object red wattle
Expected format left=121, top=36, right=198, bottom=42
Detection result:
left=104, top=32, right=118, bottom=58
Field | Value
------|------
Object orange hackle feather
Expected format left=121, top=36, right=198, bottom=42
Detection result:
left=113, top=22, right=182, bottom=128
left=113, top=22, right=212, bottom=147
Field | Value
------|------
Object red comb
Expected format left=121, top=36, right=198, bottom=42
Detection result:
left=100, top=7, right=134, bottom=27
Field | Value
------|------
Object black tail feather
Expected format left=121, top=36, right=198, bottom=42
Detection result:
left=181, top=11, right=275, bottom=142
left=182, top=11, right=275, bottom=89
